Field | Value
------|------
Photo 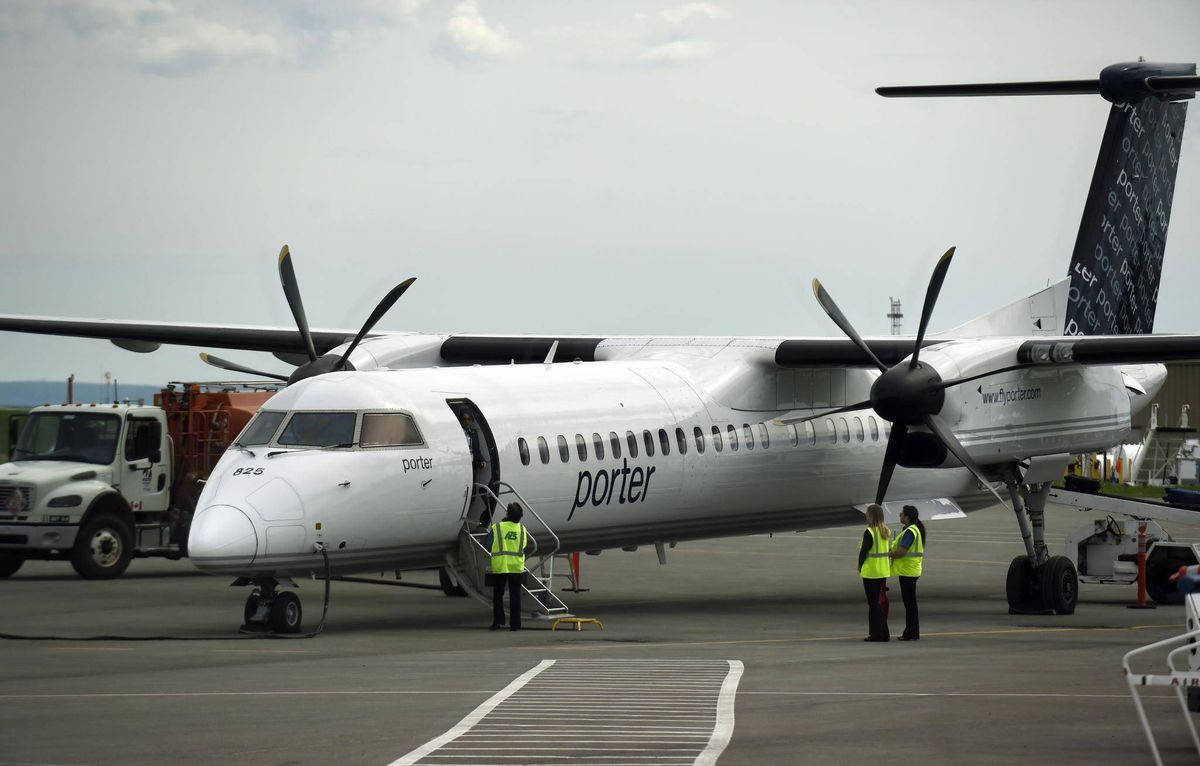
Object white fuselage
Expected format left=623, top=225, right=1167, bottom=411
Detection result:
left=187, top=353, right=1137, bottom=579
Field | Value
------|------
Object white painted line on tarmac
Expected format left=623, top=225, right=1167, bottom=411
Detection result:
left=0, top=689, right=495, bottom=700
left=696, top=660, right=743, bottom=766
left=388, top=660, right=554, bottom=766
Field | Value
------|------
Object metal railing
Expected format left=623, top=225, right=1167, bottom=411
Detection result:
left=1123, top=626, right=1200, bottom=765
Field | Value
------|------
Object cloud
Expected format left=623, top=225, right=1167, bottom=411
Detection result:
left=638, top=39, right=717, bottom=65
left=138, top=19, right=285, bottom=75
left=436, top=1, right=520, bottom=64
left=658, top=3, right=728, bottom=25
left=1, top=0, right=425, bottom=76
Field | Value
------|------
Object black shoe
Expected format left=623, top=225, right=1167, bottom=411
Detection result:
left=899, top=635, right=919, bottom=641
left=510, top=626, right=521, bottom=631
left=489, top=624, right=502, bottom=631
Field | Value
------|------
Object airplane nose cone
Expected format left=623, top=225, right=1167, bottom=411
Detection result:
left=189, top=505, right=258, bottom=571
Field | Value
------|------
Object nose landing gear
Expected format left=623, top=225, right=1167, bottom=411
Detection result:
left=237, top=578, right=305, bottom=634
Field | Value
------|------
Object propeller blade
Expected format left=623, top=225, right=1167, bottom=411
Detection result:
left=910, top=246, right=955, bottom=369
left=923, top=414, right=1009, bottom=508
left=336, top=277, right=417, bottom=370
left=774, top=400, right=873, bottom=426
left=199, top=352, right=289, bottom=382
left=936, top=364, right=1029, bottom=391
left=812, top=279, right=887, bottom=372
left=277, top=245, right=318, bottom=363
left=875, top=423, right=907, bottom=504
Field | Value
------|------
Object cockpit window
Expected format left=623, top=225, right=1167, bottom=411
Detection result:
left=278, top=412, right=357, bottom=447
left=238, top=411, right=286, bottom=446
left=360, top=413, right=424, bottom=447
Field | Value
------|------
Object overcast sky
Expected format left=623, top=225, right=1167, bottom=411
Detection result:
left=0, top=0, right=1198, bottom=385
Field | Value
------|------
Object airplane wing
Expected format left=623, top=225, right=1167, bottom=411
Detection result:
left=0, top=314, right=358, bottom=355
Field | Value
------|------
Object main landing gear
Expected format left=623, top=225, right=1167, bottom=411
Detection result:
left=236, top=577, right=304, bottom=634
left=1002, top=475, right=1078, bottom=615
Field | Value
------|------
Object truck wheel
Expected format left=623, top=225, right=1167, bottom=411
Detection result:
left=70, top=513, right=133, bottom=580
left=270, top=591, right=303, bottom=634
left=439, top=567, right=468, bottom=597
left=1040, top=555, right=1078, bottom=615
left=1005, top=555, right=1037, bottom=612
left=0, top=551, right=25, bottom=578
left=1147, top=560, right=1186, bottom=605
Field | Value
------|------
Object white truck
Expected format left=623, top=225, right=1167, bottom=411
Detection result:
left=0, top=383, right=274, bottom=579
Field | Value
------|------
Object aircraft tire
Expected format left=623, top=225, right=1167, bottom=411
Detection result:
left=0, top=551, right=25, bottom=578
left=243, top=593, right=261, bottom=624
left=1039, top=555, right=1078, bottom=615
left=439, top=567, right=468, bottom=597
left=1005, top=555, right=1037, bottom=613
left=270, top=591, right=303, bottom=634
left=70, top=513, right=133, bottom=580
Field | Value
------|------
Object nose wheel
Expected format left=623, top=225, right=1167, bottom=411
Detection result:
left=239, top=578, right=304, bottom=634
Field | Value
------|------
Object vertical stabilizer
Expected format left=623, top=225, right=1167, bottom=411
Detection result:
left=1065, top=66, right=1192, bottom=336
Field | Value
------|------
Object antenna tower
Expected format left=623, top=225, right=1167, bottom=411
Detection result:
left=887, top=297, right=903, bottom=335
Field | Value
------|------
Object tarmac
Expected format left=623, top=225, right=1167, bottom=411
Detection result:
left=2, top=501, right=1199, bottom=765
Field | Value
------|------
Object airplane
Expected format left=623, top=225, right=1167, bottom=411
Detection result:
left=1, top=60, right=1199, bottom=633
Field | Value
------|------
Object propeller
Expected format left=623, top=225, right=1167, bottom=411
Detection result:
left=199, top=353, right=289, bottom=382
left=802, top=246, right=1009, bottom=506
left=199, top=245, right=417, bottom=386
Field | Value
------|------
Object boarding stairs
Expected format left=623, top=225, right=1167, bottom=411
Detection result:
left=444, top=481, right=572, bottom=621
left=1133, top=405, right=1195, bottom=485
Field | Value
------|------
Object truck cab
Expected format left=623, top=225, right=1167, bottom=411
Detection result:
left=0, top=402, right=173, bottom=578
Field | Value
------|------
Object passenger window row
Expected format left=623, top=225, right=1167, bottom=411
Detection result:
left=518, top=421, right=783, bottom=466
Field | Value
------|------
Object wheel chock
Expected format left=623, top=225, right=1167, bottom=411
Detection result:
left=552, top=617, right=604, bottom=631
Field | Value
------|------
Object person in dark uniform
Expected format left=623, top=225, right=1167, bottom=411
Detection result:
left=484, top=503, right=537, bottom=631
left=889, top=504, right=926, bottom=640
left=858, top=503, right=892, bottom=642
left=459, top=411, right=485, bottom=470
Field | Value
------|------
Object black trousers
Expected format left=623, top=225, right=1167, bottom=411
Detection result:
left=491, top=573, right=523, bottom=629
left=899, top=575, right=920, bottom=638
left=863, top=577, right=889, bottom=640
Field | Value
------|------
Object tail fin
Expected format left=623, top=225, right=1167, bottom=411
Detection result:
left=879, top=61, right=1197, bottom=337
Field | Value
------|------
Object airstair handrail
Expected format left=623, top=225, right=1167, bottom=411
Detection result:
left=1122, top=626, right=1200, bottom=766
left=473, top=480, right=561, bottom=563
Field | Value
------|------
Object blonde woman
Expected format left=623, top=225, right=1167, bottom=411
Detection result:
left=858, top=503, right=892, bottom=642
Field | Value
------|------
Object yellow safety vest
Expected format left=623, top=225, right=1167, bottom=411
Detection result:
left=892, top=523, right=924, bottom=577
left=490, top=521, right=527, bottom=574
left=860, top=526, right=891, bottom=579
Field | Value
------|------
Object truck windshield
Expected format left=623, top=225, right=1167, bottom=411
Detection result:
left=11, top=412, right=121, bottom=465
left=277, top=412, right=357, bottom=448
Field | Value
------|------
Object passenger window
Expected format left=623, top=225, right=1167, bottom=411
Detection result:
left=643, top=429, right=655, bottom=457
left=712, top=425, right=723, bottom=452
left=537, top=436, right=550, bottom=464
left=518, top=437, right=530, bottom=466
left=659, top=428, right=671, bottom=456
left=759, top=423, right=769, bottom=449
left=869, top=417, right=879, bottom=441
left=610, top=432, right=622, bottom=459
left=805, top=421, right=816, bottom=445
left=854, top=417, right=864, bottom=443
left=593, top=433, right=605, bottom=460
left=557, top=435, right=570, bottom=463
left=838, top=417, right=850, bottom=444
left=675, top=427, right=688, bottom=455
left=727, top=424, right=738, bottom=451
left=825, top=418, right=836, bottom=444
left=694, top=426, right=706, bottom=454
left=576, top=434, right=588, bottom=461
left=743, top=424, right=754, bottom=450
left=361, top=413, right=424, bottom=447
left=789, top=423, right=799, bottom=447
left=626, top=430, right=639, bottom=458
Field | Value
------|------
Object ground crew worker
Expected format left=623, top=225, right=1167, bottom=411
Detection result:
left=485, top=502, right=537, bottom=631
left=889, top=504, right=926, bottom=640
left=858, top=503, right=892, bottom=642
